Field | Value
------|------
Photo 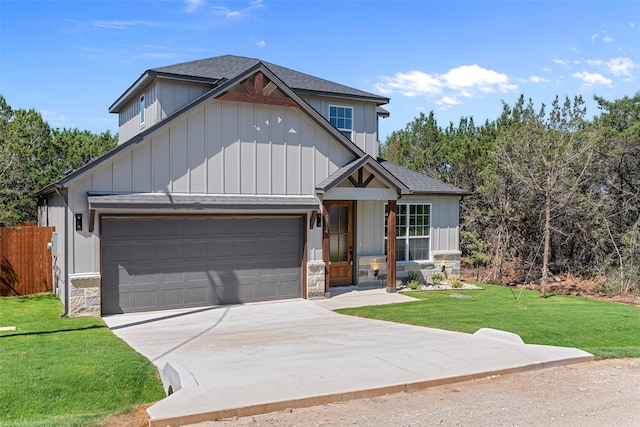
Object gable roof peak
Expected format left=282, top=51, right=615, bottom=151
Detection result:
left=151, top=54, right=389, bottom=103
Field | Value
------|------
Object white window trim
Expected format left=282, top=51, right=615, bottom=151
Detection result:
left=139, top=95, right=145, bottom=126
left=384, top=202, right=433, bottom=262
left=329, top=104, right=353, bottom=139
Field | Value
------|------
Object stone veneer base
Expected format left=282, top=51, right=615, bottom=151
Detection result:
left=68, top=273, right=101, bottom=318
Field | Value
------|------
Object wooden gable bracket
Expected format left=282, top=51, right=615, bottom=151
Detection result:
left=309, top=210, right=318, bottom=229
left=219, top=71, right=298, bottom=107
left=88, top=209, right=96, bottom=233
left=348, top=168, right=375, bottom=188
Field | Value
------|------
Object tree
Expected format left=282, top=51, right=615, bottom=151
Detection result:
left=591, top=94, right=640, bottom=294
left=0, top=96, right=117, bottom=225
left=495, top=95, right=597, bottom=297
left=0, top=96, right=52, bottom=225
left=381, top=111, right=442, bottom=177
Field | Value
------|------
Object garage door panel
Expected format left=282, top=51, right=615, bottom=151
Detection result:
left=161, top=288, right=185, bottom=306
left=160, top=218, right=185, bottom=236
left=277, top=278, right=300, bottom=295
left=279, top=236, right=302, bottom=253
left=209, top=239, right=234, bottom=257
left=130, top=243, right=156, bottom=261
left=156, top=241, right=184, bottom=260
left=185, top=241, right=208, bottom=258
left=102, top=216, right=302, bottom=314
left=184, top=218, right=207, bottom=235
left=207, top=218, right=233, bottom=234
left=131, top=219, right=155, bottom=237
left=133, top=290, right=157, bottom=310
left=160, top=270, right=185, bottom=284
left=186, top=287, right=209, bottom=304
left=102, top=243, right=130, bottom=262
left=107, top=220, right=131, bottom=238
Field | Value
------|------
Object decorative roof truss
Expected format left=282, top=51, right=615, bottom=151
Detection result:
left=348, top=168, right=375, bottom=188
left=219, top=71, right=298, bottom=107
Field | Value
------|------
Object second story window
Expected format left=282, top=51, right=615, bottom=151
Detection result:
left=140, top=95, right=145, bottom=125
left=329, top=105, right=352, bottom=139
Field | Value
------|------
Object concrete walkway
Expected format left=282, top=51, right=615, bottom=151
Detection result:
left=104, top=288, right=593, bottom=427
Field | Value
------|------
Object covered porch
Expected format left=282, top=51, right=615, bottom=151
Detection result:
left=315, top=156, right=409, bottom=296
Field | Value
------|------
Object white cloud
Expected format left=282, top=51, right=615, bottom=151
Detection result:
left=585, top=57, right=638, bottom=78
left=435, top=96, right=461, bottom=108
left=520, top=75, right=549, bottom=84
left=441, top=65, right=516, bottom=93
left=211, top=0, right=264, bottom=20
left=256, top=40, right=266, bottom=47
left=552, top=58, right=569, bottom=66
left=184, top=0, right=205, bottom=13
left=572, top=71, right=612, bottom=88
left=91, top=20, right=163, bottom=30
left=591, top=33, right=598, bottom=44
left=603, top=36, right=614, bottom=43
left=375, top=70, right=442, bottom=97
left=606, top=57, right=638, bottom=77
left=376, top=64, right=517, bottom=110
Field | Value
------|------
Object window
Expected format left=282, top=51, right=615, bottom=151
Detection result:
left=329, top=105, right=353, bottom=139
left=385, top=203, right=431, bottom=261
left=139, top=95, right=145, bottom=125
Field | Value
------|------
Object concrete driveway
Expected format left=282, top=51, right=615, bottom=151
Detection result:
left=104, top=288, right=593, bottom=427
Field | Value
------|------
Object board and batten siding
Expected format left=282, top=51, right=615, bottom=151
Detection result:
left=68, top=98, right=357, bottom=274
left=357, top=200, right=386, bottom=256
left=105, top=99, right=355, bottom=195
left=117, top=80, right=212, bottom=144
left=301, top=95, right=379, bottom=158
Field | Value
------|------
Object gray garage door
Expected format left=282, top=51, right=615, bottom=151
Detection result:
left=101, top=216, right=303, bottom=314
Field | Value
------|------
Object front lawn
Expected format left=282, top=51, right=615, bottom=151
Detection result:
left=0, top=293, right=165, bottom=427
left=336, top=283, right=640, bottom=359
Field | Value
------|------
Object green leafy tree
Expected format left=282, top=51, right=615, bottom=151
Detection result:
left=495, top=95, right=597, bottom=297
left=590, top=94, right=640, bottom=293
left=0, top=96, right=117, bottom=225
left=0, top=97, right=52, bottom=224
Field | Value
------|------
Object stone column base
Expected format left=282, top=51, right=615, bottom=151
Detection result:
left=306, top=261, right=326, bottom=299
left=68, top=273, right=101, bottom=317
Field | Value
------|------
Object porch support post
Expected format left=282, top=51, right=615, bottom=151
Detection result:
left=386, top=200, right=397, bottom=293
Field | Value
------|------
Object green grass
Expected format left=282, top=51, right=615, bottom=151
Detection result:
left=0, top=293, right=165, bottom=427
left=336, top=283, right=640, bottom=359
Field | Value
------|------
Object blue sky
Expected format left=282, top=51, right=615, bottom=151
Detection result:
left=1, top=1, right=639, bottom=141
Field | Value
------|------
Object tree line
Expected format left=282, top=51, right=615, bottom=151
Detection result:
left=382, top=94, right=640, bottom=297
left=0, top=95, right=117, bottom=225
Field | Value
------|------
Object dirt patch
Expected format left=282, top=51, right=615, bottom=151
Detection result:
left=516, top=274, right=640, bottom=306
left=192, top=358, right=640, bottom=427
left=460, top=268, right=640, bottom=306
left=96, top=404, right=151, bottom=427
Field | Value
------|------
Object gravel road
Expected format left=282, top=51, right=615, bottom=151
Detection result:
left=191, top=358, right=640, bottom=427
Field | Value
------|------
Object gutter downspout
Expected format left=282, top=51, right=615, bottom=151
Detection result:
left=54, top=186, right=69, bottom=318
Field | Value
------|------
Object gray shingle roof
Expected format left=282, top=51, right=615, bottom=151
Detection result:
left=377, top=159, right=468, bottom=195
left=152, top=55, right=389, bottom=104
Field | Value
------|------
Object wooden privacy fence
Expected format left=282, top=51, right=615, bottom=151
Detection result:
left=0, top=224, right=54, bottom=296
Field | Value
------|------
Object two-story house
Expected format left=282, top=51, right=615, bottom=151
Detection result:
left=38, top=55, right=466, bottom=317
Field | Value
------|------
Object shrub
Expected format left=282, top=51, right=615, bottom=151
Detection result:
left=407, top=272, right=421, bottom=290
left=450, top=278, right=463, bottom=288
left=431, top=272, right=444, bottom=285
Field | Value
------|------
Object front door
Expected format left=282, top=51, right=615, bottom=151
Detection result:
left=327, top=201, right=354, bottom=286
